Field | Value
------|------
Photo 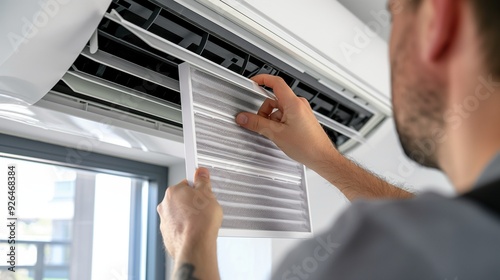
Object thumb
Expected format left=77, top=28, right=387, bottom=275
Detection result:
left=236, top=113, right=281, bottom=139
left=194, top=167, right=211, bottom=190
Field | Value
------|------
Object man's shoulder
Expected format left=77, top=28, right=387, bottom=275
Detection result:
left=327, top=192, right=500, bottom=277
left=273, top=193, right=500, bottom=280
left=349, top=192, right=498, bottom=223
left=344, top=192, right=500, bottom=240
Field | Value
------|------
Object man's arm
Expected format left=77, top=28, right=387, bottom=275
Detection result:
left=312, top=148, right=413, bottom=200
left=235, top=74, right=413, bottom=201
left=157, top=168, right=222, bottom=280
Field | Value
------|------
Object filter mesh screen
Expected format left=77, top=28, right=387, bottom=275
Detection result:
left=180, top=63, right=312, bottom=237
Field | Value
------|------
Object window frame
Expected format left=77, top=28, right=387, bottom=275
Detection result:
left=0, top=133, right=168, bottom=280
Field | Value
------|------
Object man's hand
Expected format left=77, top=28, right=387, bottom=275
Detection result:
left=236, top=74, right=413, bottom=200
left=236, top=74, right=337, bottom=170
left=157, top=167, right=222, bottom=279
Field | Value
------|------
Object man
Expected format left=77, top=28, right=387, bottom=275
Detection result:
left=156, top=0, right=500, bottom=278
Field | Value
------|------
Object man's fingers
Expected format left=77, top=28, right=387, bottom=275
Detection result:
left=194, top=167, right=211, bottom=190
left=236, top=112, right=282, bottom=139
left=257, top=98, right=279, bottom=118
left=251, top=74, right=296, bottom=103
left=270, top=110, right=283, bottom=122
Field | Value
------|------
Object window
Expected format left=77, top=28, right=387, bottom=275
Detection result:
left=0, top=134, right=167, bottom=280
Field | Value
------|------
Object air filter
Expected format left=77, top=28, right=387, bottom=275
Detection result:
left=179, top=62, right=312, bottom=238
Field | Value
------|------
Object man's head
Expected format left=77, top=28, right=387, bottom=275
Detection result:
left=388, top=0, right=500, bottom=169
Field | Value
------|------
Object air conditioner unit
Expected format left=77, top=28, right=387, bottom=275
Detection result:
left=1, top=0, right=390, bottom=159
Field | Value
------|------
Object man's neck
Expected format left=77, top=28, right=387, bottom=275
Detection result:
left=440, top=74, right=500, bottom=193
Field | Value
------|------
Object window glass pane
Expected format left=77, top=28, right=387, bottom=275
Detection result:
left=0, top=157, right=149, bottom=280
left=91, top=174, right=132, bottom=279
left=0, top=268, right=32, bottom=280
left=44, top=267, right=69, bottom=280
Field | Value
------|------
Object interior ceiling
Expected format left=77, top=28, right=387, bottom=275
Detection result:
left=338, top=0, right=391, bottom=41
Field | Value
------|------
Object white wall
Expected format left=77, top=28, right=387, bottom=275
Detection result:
left=338, top=0, right=391, bottom=41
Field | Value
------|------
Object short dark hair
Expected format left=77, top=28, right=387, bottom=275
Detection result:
left=411, top=0, right=500, bottom=76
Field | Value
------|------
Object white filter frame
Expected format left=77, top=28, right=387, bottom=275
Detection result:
left=179, top=62, right=313, bottom=238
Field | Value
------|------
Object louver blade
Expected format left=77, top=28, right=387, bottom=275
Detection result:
left=179, top=62, right=312, bottom=238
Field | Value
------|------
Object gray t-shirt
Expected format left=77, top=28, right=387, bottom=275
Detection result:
left=273, top=154, right=500, bottom=280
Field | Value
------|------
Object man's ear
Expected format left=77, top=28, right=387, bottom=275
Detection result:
left=423, top=0, right=459, bottom=62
